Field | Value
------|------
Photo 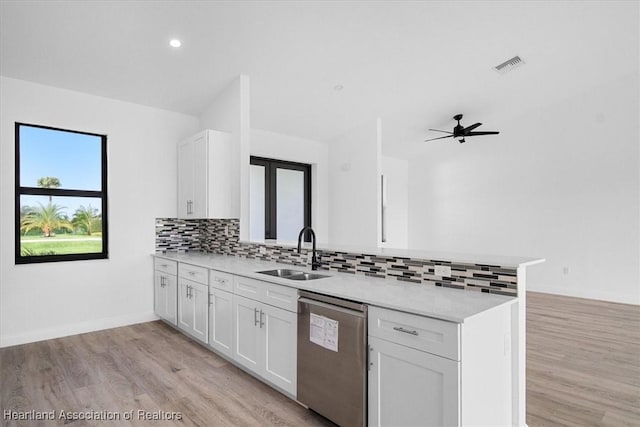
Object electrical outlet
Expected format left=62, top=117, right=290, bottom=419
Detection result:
left=259, top=246, right=267, bottom=255
left=563, top=267, right=569, bottom=275
left=434, top=265, right=451, bottom=277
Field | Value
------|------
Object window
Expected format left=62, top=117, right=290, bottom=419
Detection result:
left=249, top=156, right=311, bottom=242
left=15, top=123, right=108, bottom=264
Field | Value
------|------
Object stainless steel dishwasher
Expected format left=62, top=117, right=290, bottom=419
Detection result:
left=297, top=290, right=367, bottom=427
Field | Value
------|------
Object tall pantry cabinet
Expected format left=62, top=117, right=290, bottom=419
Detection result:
left=177, top=129, right=234, bottom=218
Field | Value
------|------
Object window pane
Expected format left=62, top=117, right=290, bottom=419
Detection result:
left=276, top=168, right=304, bottom=242
left=250, top=164, right=265, bottom=240
left=19, top=125, right=102, bottom=191
left=19, top=195, right=103, bottom=256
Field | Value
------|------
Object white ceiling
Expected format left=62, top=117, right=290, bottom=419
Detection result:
left=1, top=1, right=637, bottom=157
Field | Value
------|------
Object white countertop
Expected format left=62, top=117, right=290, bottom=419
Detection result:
left=240, top=240, right=545, bottom=268
left=153, top=252, right=517, bottom=323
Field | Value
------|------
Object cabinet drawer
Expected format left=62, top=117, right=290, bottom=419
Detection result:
left=368, top=306, right=460, bottom=361
left=179, top=263, right=208, bottom=284
left=263, top=282, right=298, bottom=313
left=154, top=258, right=177, bottom=275
left=234, top=276, right=263, bottom=300
left=210, top=270, right=234, bottom=292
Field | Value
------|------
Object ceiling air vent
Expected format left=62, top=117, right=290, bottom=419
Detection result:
left=494, top=55, right=524, bottom=74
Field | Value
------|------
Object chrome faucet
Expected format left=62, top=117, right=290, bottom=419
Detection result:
left=297, top=226, right=321, bottom=270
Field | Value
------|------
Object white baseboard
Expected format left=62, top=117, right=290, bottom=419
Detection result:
left=0, top=311, right=159, bottom=348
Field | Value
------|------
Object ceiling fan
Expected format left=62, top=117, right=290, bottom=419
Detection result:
left=425, top=114, right=499, bottom=143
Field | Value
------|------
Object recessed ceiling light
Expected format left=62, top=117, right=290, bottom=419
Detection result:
left=169, top=39, right=182, bottom=48
left=333, top=84, right=344, bottom=91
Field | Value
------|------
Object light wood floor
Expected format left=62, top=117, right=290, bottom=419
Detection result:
left=527, top=292, right=640, bottom=426
left=1, top=292, right=638, bottom=426
left=0, top=321, right=334, bottom=427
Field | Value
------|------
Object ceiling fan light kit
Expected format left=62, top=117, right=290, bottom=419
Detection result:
left=425, top=114, right=500, bottom=144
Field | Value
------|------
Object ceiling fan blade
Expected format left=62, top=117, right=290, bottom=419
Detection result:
left=466, top=131, right=500, bottom=136
left=462, top=123, right=482, bottom=133
left=424, top=134, right=454, bottom=142
left=428, top=129, right=453, bottom=134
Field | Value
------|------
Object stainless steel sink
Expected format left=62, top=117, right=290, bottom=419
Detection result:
left=258, top=269, right=304, bottom=277
left=285, top=273, right=328, bottom=281
left=257, top=269, right=328, bottom=281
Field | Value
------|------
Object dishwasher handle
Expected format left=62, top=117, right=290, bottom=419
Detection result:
left=299, top=297, right=367, bottom=318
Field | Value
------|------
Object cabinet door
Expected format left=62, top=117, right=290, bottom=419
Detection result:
left=368, top=336, right=460, bottom=427
left=261, top=304, right=297, bottom=396
left=177, top=279, right=194, bottom=333
left=207, top=130, right=233, bottom=218
left=191, top=282, right=209, bottom=344
left=154, top=271, right=166, bottom=319
left=233, top=294, right=261, bottom=373
left=191, top=133, right=208, bottom=218
left=163, top=274, right=178, bottom=325
left=209, top=288, right=234, bottom=358
left=177, top=138, right=193, bottom=218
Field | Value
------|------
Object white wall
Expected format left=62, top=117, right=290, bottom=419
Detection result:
left=199, top=75, right=250, bottom=238
left=250, top=128, right=330, bottom=244
left=328, top=119, right=382, bottom=247
left=381, top=155, right=409, bottom=248
left=408, top=72, right=639, bottom=304
left=0, top=77, right=199, bottom=347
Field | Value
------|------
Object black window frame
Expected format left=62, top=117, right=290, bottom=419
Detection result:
left=250, top=156, right=311, bottom=242
left=15, top=122, right=109, bottom=264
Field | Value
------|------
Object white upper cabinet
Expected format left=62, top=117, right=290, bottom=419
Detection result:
left=178, top=129, right=236, bottom=219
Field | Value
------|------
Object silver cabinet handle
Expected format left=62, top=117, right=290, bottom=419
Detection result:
left=162, top=276, right=166, bottom=287
left=393, top=326, right=419, bottom=336
left=161, top=263, right=168, bottom=268
left=188, top=271, right=195, bottom=276
left=254, top=308, right=260, bottom=326
left=259, top=310, right=265, bottom=328
left=215, top=277, right=226, bottom=284
left=208, top=293, right=213, bottom=306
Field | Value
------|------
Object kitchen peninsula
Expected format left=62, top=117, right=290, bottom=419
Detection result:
left=152, top=244, right=543, bottom=426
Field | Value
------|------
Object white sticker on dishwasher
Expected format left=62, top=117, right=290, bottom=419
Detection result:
left=309, top=313, right=325, bottom=347
left=309, top=313, right=339, bottom=352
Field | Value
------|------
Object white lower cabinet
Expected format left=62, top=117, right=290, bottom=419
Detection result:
left=233, top=294, right=262, bottom=372
left=208, top=287, right=234, bottom=358
left=154, top=271, right=177, bottom=325
left=368, top=336, right=460, bottom=427
left=233, top=294, right=297, bottom=396
left=368, top=304, right=513, bottom=426
left=261, top=303, right=297, bottom=394
left=178, top=278, right=209, bottom=344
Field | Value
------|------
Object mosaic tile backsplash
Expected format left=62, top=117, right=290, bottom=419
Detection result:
left=155, top=218, right=517, bottom=296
